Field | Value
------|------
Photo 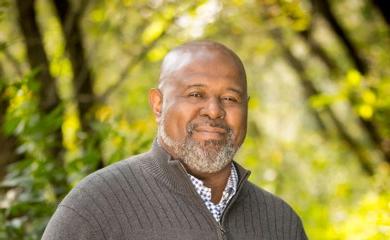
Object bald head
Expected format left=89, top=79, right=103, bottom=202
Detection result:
left=158, top=41, right=246, bottom=90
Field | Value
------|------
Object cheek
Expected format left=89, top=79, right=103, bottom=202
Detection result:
left=227, top=108, right=247, bottom=143
left=162, top=102, right=198, bottom=140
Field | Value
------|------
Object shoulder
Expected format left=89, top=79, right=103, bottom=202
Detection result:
left=77, top=151, right=151, bottom=189
left=59, top=151, right=153, bottom=211
left=42, top=152, right=154, bottom=239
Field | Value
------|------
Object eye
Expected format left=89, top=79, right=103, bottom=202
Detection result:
left=222, top=96, right=238, bottom=103
left=189, top=92, right=202, bottom=98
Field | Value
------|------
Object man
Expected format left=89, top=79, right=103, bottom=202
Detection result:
left=42, top=41, right=307, bottom=240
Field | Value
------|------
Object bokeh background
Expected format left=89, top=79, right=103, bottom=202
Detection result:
left=0, top=0, right=389, bottom=239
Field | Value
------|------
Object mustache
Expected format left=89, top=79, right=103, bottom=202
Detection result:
left=187, top=120, right=231, bottom=133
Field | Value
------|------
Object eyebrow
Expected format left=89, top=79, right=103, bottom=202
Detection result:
left=185, top=84, right=244, bottom=95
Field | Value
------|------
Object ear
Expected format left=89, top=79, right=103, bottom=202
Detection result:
left=149, top=88, right=163, bottom=121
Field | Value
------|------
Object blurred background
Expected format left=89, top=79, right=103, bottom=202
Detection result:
left=0, top=0, right=389, bottom=239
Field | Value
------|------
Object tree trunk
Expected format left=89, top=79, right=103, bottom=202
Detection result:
left=15, top=0, right=69, bottom=197
left=52, top=0, right=104, bottom=170
left=52, top=0, right=94, bottom=130
left=16, top=0, right=60, bottom=112
left=372, top=0, right=390, bottom=25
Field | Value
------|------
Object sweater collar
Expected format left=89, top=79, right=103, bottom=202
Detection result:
left=143, top=139, right=251, bottom=197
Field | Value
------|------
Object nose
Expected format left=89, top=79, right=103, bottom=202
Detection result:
left=200, top=97, right=226, bottom=119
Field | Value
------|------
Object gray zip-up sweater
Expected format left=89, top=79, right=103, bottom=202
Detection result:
left=42, top=141, right=307, bottom=240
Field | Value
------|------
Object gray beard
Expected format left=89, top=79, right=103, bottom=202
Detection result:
left=158, top=114, right=237, bottom=173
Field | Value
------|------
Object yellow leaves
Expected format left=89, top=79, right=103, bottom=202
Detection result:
left=310, top=69, right=378, bottom=119
left=344, top=70, right=378, bottom=119
left=362, top=90, right=377, bottom=105
left=95, top=105, right=113, bottom=122
left=334, top=192, right=390, bottom=239
left=346, top=69, right=361, bottom=87
left=357, top=104, right=373, bottom=119
left=147, top=45, right=168, bottom=62
left=122, top=0, right=133, bottom=7
left=62, top=110, right=80, bottom=151
left=50, top=57, right=72, bottom=79
left=261, top=0, right=311, bottom=31
left=162, top=6, right=176, bottom=20
left=112, top=136, right=123, bottom=147
left=309, top=93, right=337, bottom=109
left=8, top=85, right=34, bottom=112
left=142, top=20, right=167, bottom=45
left=118, top=117, right=130, bottom=132
left=357, top=90, right=377, bottom=120
left=90, top=9, right=105, bottom=23
left=335, top=183, right=350, bottom=198
left=232, top=0, right=244, bottom=6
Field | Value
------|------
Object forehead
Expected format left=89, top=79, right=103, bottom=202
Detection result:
left=161, top=49, right=247, bottom=93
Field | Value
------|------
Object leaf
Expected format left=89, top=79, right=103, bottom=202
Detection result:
left=142, top=19, right=166, bottom=45
left=346, top=69, right=362, bottom=87
left=357, top=104, right=373, bottom=119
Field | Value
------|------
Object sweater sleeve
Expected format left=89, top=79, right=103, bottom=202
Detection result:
left=41, top=204, right=101, bottom=240
left=297, top=217, right=308, bottom=240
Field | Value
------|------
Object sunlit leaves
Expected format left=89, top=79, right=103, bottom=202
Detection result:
left=147, top=45, right=168, bottom=62
left=90, top=8, right=106, bottom=23
left=95, top=105, right=113, bottom=122
left=259, top=0, right=311, bottom=32
left=0, top=69, right=69, bottom=238
left=142, top=19, right=167, bottom=45
left=334, top=191, right=390, bottom=239
left=346, top=69, right=361, bottom=86
left=62, top=108, right=80, bottom=152
left=309, top=69, right=380, bottom=120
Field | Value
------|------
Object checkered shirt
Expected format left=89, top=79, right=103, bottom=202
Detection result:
left=188, top=163, right=238, bottom=222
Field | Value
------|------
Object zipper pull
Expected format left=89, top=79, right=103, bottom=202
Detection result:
left=219, top=224, right=226, bottom=234
left=219, top=224, right=227, bottom=240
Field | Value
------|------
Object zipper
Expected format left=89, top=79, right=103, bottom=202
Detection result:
left=174, top=160, right=250, bottom=240
left=220, top=169, right=251, bottom=230
left=218, top=223, right=226, bottom=240
left=174, top=162, right=224, bottom=239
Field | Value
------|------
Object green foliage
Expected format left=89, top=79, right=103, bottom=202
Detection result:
left=1, top=73, right=65, bottom=239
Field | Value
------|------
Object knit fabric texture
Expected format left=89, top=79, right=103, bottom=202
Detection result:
left=188, top=163, right=238, bottom=222
left=42, top=141, right=308, bottom=240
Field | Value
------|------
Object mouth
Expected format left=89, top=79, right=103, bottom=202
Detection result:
left=191, top=125, right=228, bottom=141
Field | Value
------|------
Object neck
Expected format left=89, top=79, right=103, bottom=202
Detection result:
left=186, top=163, right=232, bottom=204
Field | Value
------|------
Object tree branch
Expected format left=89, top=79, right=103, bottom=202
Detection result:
left=311, top=0, right=390, bottom=164
left=299, top=28, right=339, bottom=74
left=52, top=0, right=94, bottom=127
left=96, top=2, right=200, bottom=102
left=312, top=0, right=368, bottom=74
left=97, top=31, right=168, bottom=103
left=271, top=29, right=375, bottom=175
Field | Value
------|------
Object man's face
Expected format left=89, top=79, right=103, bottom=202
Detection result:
left=151, top=50, right=248, bottom=173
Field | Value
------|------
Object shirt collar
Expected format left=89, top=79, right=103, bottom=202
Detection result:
left=187, top=163, right=238, bottom=203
